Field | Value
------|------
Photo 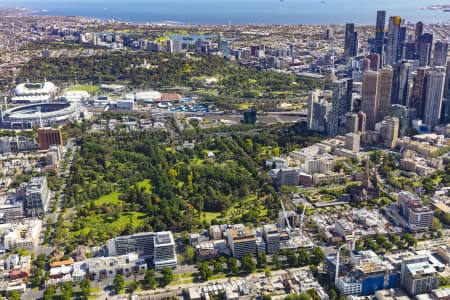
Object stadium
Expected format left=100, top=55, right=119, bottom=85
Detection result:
left=1, top=102, right=79, bottom=129
left=12, top=82, right=57, bottom=104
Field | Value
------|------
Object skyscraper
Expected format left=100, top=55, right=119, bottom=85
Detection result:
left=367, top=53, right=380, bottom=71
left=410, top=67, right=428, bottom=120
left=166, top=39, right=174, bottom=53
left=433, top=41, right=448, bottom=66
left=376, top=10, right=386, bottom=34
left=391, top=104, right=409, bottom=137
left=417, top=33, right=433, bottom=67
left=328, top=78, right=353, bottom=136
left=361, top=58, right=371, bottom=72
left=423, top=67, right=446, bottom=129
left=445, top=61, right=450, bottom=100
left=371, top=10, right=386, bottom=61
left=385, top=16, right=402, bottom=66
left=403, top=42, right=417, bottom=60
left=442, top=63, right=450, bottom=123
left=444, top=60, right=450, bottom=100
left=361, top=71, right=380, bottom=130
left=344, top=23, right=358, bottom=58
left=377, top=66, right=393, bottom=122
left=391, top=60, right=413, bottom=106
left=380, top=116, right=399, bottom=148
left=307, top=89, right=332, bottom=133
left=357, top=111, right=367, bottom=133
left=415, top=21, right=424, bottom=57
left=398, top=25, right=407, bottom=61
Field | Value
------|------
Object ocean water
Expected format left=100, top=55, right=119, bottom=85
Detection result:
left=0, top=0, right=449, bottom=25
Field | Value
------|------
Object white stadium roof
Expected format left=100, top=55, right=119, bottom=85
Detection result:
left=14, top=82, right=57, bottom=96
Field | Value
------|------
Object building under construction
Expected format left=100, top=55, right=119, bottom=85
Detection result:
left=329, top=250, right=398, bottom=296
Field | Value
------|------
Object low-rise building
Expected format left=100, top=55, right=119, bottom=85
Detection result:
left=312, top=171, right=346, bottom=185
left=0, top=202, right=23, bottom=223
left=335, top=220, right=353, bottom=239
left=87, top=252, right=147, bottom=281
left=3, top=219, right=42, bottom=251
left=397, top=191, right=433, bottom=231
left=269, top=168, right=300, bottom=187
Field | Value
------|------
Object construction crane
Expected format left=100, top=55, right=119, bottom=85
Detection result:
left=299, top=204, right=306, bottom=238
left=280, top=198, right=292, bottom=235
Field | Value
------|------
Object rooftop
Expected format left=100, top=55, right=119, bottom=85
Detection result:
left=407, top=261, right=436, bottom=277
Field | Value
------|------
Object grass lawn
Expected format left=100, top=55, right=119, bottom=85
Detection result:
left=191, top=157, right=205, bottom=166
left=170, top=273, right=195, bottom=286
left=210, top=273, right=227, bottom=280
left=64, top=85, right=100, bottom=94
left=93, top=191, right=122, bottom=206
left=137, top=179, right=152, bottom=193
left=201, top=211, right=221, bottom=222
left=111, top=212, right=147, bottom=229
left=89, top=287, right=102, bottom=293
left=71, top=211, right=146, bottom=241
left=237, top=103, right=253, bottom=110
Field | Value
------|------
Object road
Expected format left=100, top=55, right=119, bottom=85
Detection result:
left=24, top=139, right=77, bottom=300
left=99, top=268, right=303, bottom=300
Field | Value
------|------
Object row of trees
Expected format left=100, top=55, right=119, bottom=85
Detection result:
left=194, top=247, right=325, bottom=282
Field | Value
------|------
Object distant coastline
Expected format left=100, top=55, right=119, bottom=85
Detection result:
left=424, top=5, right=450, bottom=12
left=1, top=0, right=449, bottom=25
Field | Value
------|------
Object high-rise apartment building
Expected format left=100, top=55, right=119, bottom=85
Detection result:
left=377, top=66, right=393, bottom=122
left=379, top=116, right=399, bottom=148
left=403, top=42, right=417, bottom=60
left=410, top=67, right=428, bottom=120
left=367, top=53, right=380, bottom=71
left=423, top=67, right=446, bottom=129
left=391, top=60, right=413, bottom=106
left=391, top=104, right=409, bottom=137
left=417, top=33, right=433, bottom=67
left=307, top=90, right=332, bottom=133
left=25, top=176, right=50, bottom=217
left=344, top=23, right=358, bottom=58
left=433, top=41, right=448, bottom=66
left=415, top=22, right=424, bottom=46
left=370, top=10, right=386, bottom=61
left=442, top=62, right=450, bottom=123
left=361, top=71, right=380, bottom=130
left=344, top=133, right=360, bottom=152
left=385, top=16, right=402, bottom=65
left=328, top=78, right=353, bottom=136
left=345, top=112, right=359, bottom=133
